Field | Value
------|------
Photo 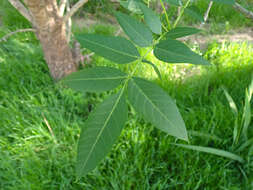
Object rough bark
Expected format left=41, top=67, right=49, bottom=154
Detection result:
left=23, top=0, right=78, bottom=80
left=7, top=0, right=89, bottom=80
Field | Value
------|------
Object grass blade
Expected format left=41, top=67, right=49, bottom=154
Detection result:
left=242, top=76, right=253, bottom=139
left=188, top=130, right=222, bottom=142
left=223, top=87, right=238, bottom=116
left=242, top=89, right=251, bottom=139
left=248, top=76, right=253, bottom=100
left=222, top=87, right=239, bottom=144
left=236, top=138, right=253, bottom=153
left=172, top=143, right=244, bottom=163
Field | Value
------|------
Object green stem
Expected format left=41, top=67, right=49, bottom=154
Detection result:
left=162, top=23, right=169, bottom=32
left=173, top=0, right=191, bottom=28
left=159, top=0, right=171, bottom=30
left=128, top=50, right=151, bottom=79
left=126, top=31, right=169, bottom=81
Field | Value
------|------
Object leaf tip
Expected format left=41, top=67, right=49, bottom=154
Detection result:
left=179, top=132, right=189, bottom=142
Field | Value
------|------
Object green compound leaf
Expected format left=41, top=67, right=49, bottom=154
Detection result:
left=115, top=12, right=153, bottom=47
left=172, top=143, right=244, bottom=163
left=154, top=38, right=209, bottom=65
left=128, top=77, right=188, bottom=141
left=76, top=90, right=128, bottom=177
left=76, top=34, right=140, bottom=64
left=166, top=27, right=201, bottom=39
left=61, top=67, right=127, bottom=93
left=212, top=0, right=235, bottom=5
left=185, top=6, right=204, bottom=22
left=138, top=3, right=162, bottom=34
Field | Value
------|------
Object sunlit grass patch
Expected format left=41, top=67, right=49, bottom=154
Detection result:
left=205, top=41, right=253, bottom=68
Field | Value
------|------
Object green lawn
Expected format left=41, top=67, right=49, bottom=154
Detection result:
left=1, top=0, right=253, bottom=188
left=0, top=28, right=253, bottom=189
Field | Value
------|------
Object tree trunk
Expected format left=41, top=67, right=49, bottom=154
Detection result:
left=25, top=0, right=78, bottom=80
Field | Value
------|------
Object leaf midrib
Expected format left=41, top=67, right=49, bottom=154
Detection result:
left=156, top=45, right=197, bottom=63
left=118, top=13, right=150, bottom=46
left=167, top=31, right=199, bottom=38
left=140, top=4, right=161, bottom=28
left=64, top=76, right=127, bottom=82
left=80, top=37, right=139, bottom=60
left=131, top=79, right=185, bottom=136
left=80, top=90, right=124, bottom=173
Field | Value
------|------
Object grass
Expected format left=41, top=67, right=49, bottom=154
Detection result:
left=0, top=1, right=31, bottom=29
left=1, top=22, right=253, bottom=189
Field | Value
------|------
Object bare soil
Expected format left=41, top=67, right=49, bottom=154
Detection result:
left=183, top=27, right=253, bottom=50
